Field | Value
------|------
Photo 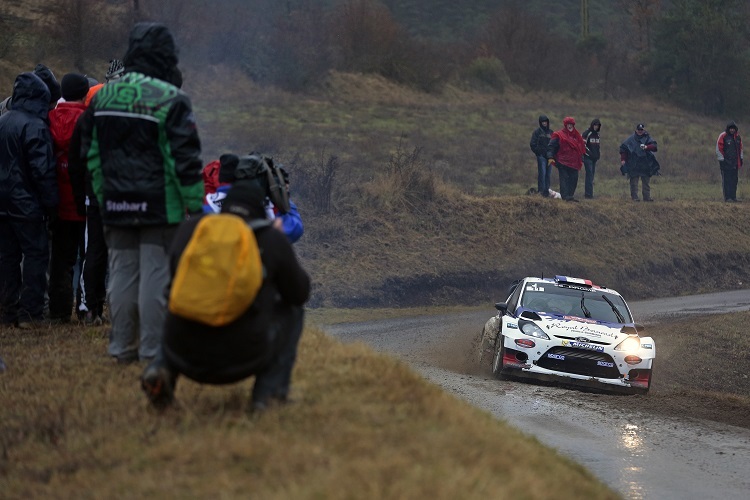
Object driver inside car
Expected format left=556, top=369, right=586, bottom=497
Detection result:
left=547, top=297, right=571, bottom=315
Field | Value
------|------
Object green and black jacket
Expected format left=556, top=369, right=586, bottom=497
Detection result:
left=76, top=23, right=203, bottom=226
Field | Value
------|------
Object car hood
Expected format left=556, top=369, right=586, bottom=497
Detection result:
left=533, top=312, right=630, bottom=344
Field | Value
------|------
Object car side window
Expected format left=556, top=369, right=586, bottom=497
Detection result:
left=506, top=281, right=523, bottom=315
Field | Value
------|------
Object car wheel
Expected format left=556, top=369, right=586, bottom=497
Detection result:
left=477, top=326, right=490, bottom=367
left=491, top=334, right=507, bottom=379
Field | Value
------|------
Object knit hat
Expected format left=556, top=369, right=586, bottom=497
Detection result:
left=105, top=59, right=124, bottom=82
left=220, top=180, right=267, bottom=220
left=636, top=123, right=645, bottom=131
left=33, top=64, right=61, bottom=103
left=218, top=154, right=240, bottom=183
left=61, top=73, right=90, bottom=102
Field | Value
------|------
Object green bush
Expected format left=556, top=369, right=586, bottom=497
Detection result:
left=465, top=56, right=510, bottom=92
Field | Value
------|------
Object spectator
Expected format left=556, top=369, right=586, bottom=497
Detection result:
left=203, top=153, right=304, bottom=243
left=140, top=180, right=311, bottom=411
left=0, top=73, right=58, bottom=328
left=716, top=121, right=743, bottom=202
left=529, top=115, right=553, bottom=197
left=547, top=116, right=586, bottom=202
left=47, top=73, right=89, bottom=322
left=582, top=118, right=601, bottom=199
left=71, top=59, right=126, bottom=325
left=76, top=23, right=204, bottom=363
left=620, top=123, right=660, bottom=202
left=0, top=64, right=61, bottom=116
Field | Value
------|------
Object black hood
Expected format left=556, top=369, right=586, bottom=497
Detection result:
left=123, top=22, right=180, bottom=84
left=33, top=64, right=61, bottom=103
left=538, top=114, right=550, bottom=129
left=590, top=118, right=601, bottom=130
left=726, top=120, right=738, bottom=133
left=11, top=72, right=51, bottom=121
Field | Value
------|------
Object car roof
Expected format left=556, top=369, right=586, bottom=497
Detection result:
left=521, top=276, right=624, bottom=298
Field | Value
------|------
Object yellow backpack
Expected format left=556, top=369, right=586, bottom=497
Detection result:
left=168, top=214, right=269, bottom=327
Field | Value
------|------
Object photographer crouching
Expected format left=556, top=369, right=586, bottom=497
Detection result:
left=140, top=154, right=310, bottom=412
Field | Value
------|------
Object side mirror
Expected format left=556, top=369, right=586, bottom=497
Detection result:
left=495, top=302, right=508, bottom=315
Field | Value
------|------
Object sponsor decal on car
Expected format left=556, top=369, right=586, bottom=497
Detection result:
left=547, top=353, right=565, bottom=360
left=547, top=322, right=618, bottom=338
left=641, top=343, right=653, bottom=349
left=596, top=361, right=614, bottom=367
left=526, top=283, right=545, bottom=292
left=506, top=322, right=518, bottom=329
left=562, top=340, right=606, bottom=352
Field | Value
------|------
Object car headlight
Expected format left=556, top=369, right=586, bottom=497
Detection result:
left=520, top=322, right=550, bottom=340
left=615, top=336, right=640, bottom=352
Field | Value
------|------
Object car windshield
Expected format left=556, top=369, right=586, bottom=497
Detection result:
left=520, top=284, right=632, bottom=324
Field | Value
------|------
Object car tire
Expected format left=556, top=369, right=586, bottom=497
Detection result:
left=491, top=334, right=508, bottom=379
left=477, top=326, right=490, bottom=367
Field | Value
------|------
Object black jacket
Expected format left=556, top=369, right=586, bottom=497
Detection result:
left=582, top=119, right=601, bottom=161
left=620, top=131, right=659, bottom=177
left=162, top=214, right=310, bottom=384
left=0, top=73, right=57, bottom=220
left=75, top=23, right=203, bottom=227
left=529, top=115, right=552, bottom=157
left=716, top=121, right=743, bottom=171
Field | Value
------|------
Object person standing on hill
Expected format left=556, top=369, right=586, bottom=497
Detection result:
left=0, top=72, right=58, bottom=328
left=620, top=123, right=660, bottom=201
left=529, top=115, right=553, bottom=197
left=547, top=116, right=586, bottom=202
left=75, top=23, right=204, bottom=363
left=47, top=73, right=90, bottom=323
left=716, top=121, right=743, bottom=202
left=582, top=118, right=601, bottom=199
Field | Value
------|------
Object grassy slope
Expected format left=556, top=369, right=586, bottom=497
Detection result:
left=299, top=195, right=750, bottom=307
left=0, top=324, right=617, bottom=499
left=186, top=69, right=749, bottom=308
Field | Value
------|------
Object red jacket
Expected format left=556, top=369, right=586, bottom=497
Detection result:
left=49, top=102, right=87, bottom=221
left=550, top=117, right=586, bottom=170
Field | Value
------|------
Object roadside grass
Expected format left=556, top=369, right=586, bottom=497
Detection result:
left=563, top=311, right=750, bottom=430
left=0, top=323, right=617, bottom=499
left=298, top=193, right=750, bottom=308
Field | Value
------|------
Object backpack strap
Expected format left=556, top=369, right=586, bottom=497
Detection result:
left=248, top=218, right=273, bottom=232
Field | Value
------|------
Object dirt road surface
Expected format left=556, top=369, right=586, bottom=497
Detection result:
left=322, top=289, right=750, bottom=500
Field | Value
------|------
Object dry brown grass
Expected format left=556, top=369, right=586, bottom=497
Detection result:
left=298, top=194, right=750, bottom=308
left=0, top=323, right=617, bottom=499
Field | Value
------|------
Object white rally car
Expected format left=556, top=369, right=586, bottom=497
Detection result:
left=477, top=276, right=654, bottom=394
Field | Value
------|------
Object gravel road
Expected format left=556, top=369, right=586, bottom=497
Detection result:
left=322, top=289, right=750, bottom=500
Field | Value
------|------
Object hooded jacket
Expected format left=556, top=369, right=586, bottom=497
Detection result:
left=0, top=64, right=61, bottom=117
left=75, top=23, right=203, bottom=226
left=582, top=118, right=601, bottom=162
left=547, top=117, right=586, bottom=170
left=529, top=114, right=552, bottom=157
left=0, top=72, right=58, bottom=220
left=716, top=121, right=743, bottom=170
left=49, top=101, right=87, bottom=221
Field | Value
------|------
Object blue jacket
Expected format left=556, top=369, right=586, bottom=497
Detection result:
left=204, top=185, right=303, bottom=243
left=0, top=73, right=57, bottom=220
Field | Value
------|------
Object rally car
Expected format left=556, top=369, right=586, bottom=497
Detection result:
left=477, top=276, right=654, bottom=394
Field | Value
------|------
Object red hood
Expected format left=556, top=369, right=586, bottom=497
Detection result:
left=49, top=102, right=87, bottom=152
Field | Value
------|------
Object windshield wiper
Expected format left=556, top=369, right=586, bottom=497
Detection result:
left=601, top=294, right=625, bottom=323
left=580, top=292, right=592, bottom=318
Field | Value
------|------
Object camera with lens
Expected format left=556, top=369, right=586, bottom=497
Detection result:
left=233, top=153, right=290, bottom=214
